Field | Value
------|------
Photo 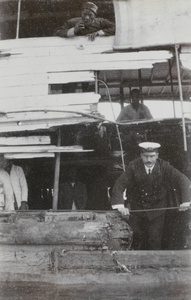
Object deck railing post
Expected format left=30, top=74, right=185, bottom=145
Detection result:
left=175, top=45, right=187, bottom=151
left=53, top=128, right=61, bottom=210
left=168, top=59, right=176, bottom=118
left=16, top=0, right=22, bottom=39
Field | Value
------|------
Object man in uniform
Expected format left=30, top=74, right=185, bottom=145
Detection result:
left=54, top=2, right=115, bottom=41
left=110, top=142, right=191, bottom=250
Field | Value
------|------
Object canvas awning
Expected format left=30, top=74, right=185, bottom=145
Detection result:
left=113, top=0, right=191, bottom=50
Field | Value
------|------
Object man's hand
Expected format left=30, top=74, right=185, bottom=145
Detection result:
left=179, top=202, right=191, bottom=211
left=87, top=30, right=104, bottom=41
left=112, top=204, right=130, bottom=216
left=87, top=32, right=98, bottom=41
left=117, top=206, right=130, bottom=216
left=74, top=22, right=85, bottom=35
left=19, top=201, right=29, bottom=210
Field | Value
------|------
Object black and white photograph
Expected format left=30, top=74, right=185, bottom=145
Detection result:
left=0, top=0, right=191, bottom=299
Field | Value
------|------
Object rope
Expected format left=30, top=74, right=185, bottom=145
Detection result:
left=97, top=79, right=126, bottom=171
left=129, top=206, right=189, bottom=213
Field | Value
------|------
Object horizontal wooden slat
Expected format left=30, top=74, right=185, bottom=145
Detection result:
left=0, top=36, right=114, bottom=51
left=5, top=153, right=55, bottom=159
left=0, top=84, right=48, bottom=98
left=0, top=60, right=157, bottom=79
left=0, top=43, right=172, bottom=88
left=0, top=51, right=172, bottom=71
left=0, top=116, right=99, bottom=133
left=0, top=136, right=51, bottom=145
left=0, top=72, right=94, bottom=88
left=0, top=92, right=100, bottom=108
left=0, top=145, right=81, bottom=152
left=47, top=71, right=95, bottom=84
left=0, top=73, right=48, bottom=88
left=0, top=246, right=190, bottom=273
left=0, top=248, right=190, bottom=298
left=0, top=145, right=94, bottom=153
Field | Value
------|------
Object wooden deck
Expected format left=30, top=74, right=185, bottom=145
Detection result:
left=0, top=246, right=190, bottom=299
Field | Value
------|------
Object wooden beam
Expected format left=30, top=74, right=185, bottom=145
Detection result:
left=48, top=71, right=95, bottom=84
left=0, top=145, right=88, bottom=153
left=0, top=92, right=100, bottom=107
left=0, top=116, right=99, bottom=133
left=53, top=129, right=61, bottom=210
left=0, top=245, right=190, bottom=274
left=0, top=135, right=51, bottom=146
left=5, top=153, right=55, bottom=159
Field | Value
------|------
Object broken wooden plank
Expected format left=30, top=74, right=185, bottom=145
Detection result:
left=4, top=153, right=55, bottom=159
left=47, top=71, right=95, bottom=84
left=0, top=136, right=51, bottom=146
left=0, top=52, right=171, bottom=75
left=0, top=145, right=84, bottom=153
left=0, top=116, right=99, bottom=133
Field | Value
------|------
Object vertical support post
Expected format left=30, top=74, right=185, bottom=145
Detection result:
left=168, top=60, right=176, bottom=118
left=53, top=128, right=61, bottom=210
left=95, top=71, right=99, bottom=94
left=138, top=69, right=143, bottom=104
left=16, top=0, right=22, bottom=39
left=119, top=84, right=124, bottom=109
left=175, top=45, right=187, bottom=151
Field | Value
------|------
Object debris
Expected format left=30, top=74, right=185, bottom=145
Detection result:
left=111, top=251, right=131, bottom=273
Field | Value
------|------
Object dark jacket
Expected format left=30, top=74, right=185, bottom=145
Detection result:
left=54, top=17, right=115, bottom=37
left=58, top=181, right=87, bottom=210
left=111, top=158, right=191, bottom=220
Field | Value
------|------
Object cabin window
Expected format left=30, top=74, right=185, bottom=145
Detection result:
left=49, top=82, right=95, bottom=94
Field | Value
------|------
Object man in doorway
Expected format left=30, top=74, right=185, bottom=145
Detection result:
left=58, top=166, right=87, bottom=210
left=54, top=2, right=115, bottom=41
left=110, top=142, right=191, bottom=250
left=117, top=89, right=153, bottom=122
left=0, top=154, right=28, bottom=210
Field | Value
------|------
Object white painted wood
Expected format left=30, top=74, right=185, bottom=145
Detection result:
left=47, top=71, right=95, bottom=84
left=0, top=93, right=100, bottom=110
left=0, top=84, right=48, bottom=98
left=0, top=136, right=51, bottom=145
left=4, top=153, right=55, bottom=159
left=0, top=116, right=98, bottom=133
left=0, top=73, right=48, bottom=88
left=0, top=36, right=114, bottom=51
left=0, top=50, right=172, bottom=71
left=0, top=59, right=155, bottom=76
left=0, top=145, right=93, bottom=153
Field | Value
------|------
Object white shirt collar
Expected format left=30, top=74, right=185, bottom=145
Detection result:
left=144, top=165, right=155, bottom=174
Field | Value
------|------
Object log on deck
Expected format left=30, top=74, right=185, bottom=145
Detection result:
left=0, top=210, right=132, bottom=249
